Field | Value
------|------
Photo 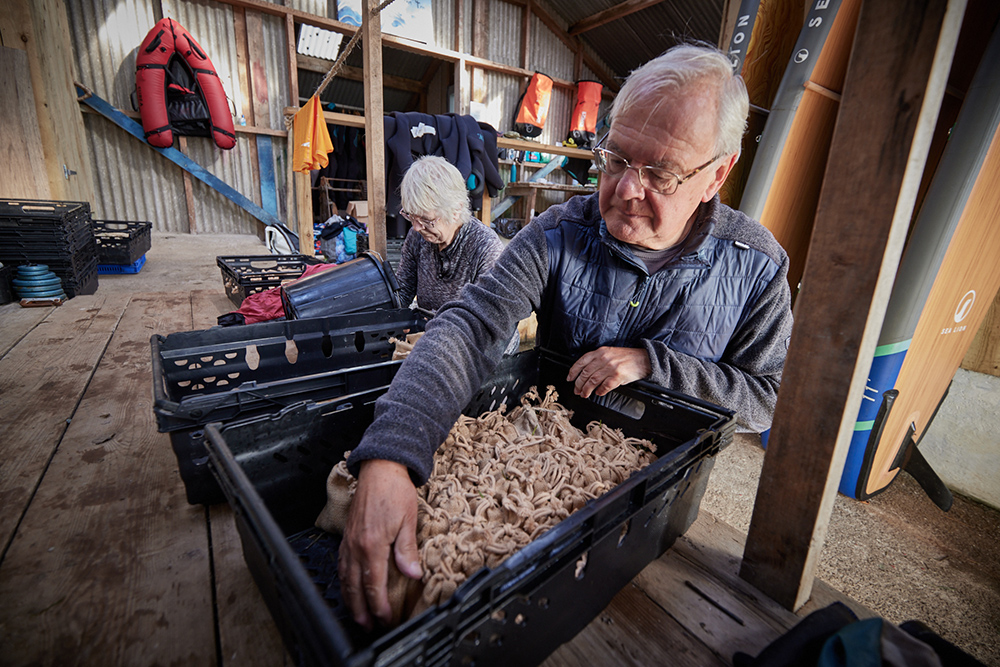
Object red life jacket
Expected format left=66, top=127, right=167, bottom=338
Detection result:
left=135, top=18, right=236, bottom=150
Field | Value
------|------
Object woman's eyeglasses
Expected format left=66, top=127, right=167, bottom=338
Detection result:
left=399, top=209, right=438, bottom=230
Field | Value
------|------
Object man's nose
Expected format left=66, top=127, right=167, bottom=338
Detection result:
left=616, top=166, right=646, bottom=199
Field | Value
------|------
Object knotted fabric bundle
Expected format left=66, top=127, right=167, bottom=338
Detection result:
left=316, top=386, right=657, bottom=623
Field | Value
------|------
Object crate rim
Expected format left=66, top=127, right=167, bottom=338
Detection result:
left=203, top=348, right=736, bottom=667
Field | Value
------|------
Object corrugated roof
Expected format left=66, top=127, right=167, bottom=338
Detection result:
left=544, top=0, right=726, bottom=82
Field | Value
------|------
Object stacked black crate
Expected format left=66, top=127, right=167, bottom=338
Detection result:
left=0, top=200, right=99, bottom=298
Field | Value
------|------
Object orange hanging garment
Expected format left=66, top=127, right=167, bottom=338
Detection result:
left=293, top=95, right=334, bottom=172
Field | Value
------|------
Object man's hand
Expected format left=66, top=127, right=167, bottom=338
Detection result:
left=339, top=459, right=422, bottom=629
left=567, top=347, right=652, bottom=398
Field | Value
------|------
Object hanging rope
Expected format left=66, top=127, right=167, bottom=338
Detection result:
left=286, top=0, right=400, bottom=129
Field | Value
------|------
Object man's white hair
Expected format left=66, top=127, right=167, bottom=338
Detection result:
left=609, top=42, right=749, bottom=158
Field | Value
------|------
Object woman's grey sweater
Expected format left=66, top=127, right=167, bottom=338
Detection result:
left=394, top=217, right=505, bottom=312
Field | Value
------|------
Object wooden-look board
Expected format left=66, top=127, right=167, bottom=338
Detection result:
left=842, top=21, right=1000, bottom=500
left=739, top=0, right=861, bottom=296
left=719, top=0, right=805, bottom=211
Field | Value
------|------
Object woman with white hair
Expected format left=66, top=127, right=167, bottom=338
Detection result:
left=394, top=155, right=505, bottom=314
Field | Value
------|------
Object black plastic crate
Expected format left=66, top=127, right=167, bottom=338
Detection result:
left=57, top=260, right=99, bottom=298
left=92, top=219, right=152, bottom=265
left=0, top=219, right=95, bottom=253
left=2, top=237, right=98, bottom=271
left=203, top=349, right=736, bottom=667
left=0, top=199, right=91, bottom=229
left=218, top=254, right=328, bottom=307
left=151, top=308, right=428, bottom=505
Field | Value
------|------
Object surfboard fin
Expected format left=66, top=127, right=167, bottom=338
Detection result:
left=903, top=443, right=953, bottom=512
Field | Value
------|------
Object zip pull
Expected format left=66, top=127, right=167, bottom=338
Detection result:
left=629, top=277, right=648, bottom=307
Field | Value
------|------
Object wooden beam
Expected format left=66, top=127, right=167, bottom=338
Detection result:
left=10, top=0, right=96, bottom=205
left=177, top=136, right=198, bottom=233
left=522, top=0, right=532, bottom=69
left=567, top=0, right=667, bottom=36
left=497, top=135, right=593, bottom=160
left=297, top=54, right=424, bottom=93
left=454, top=0, right=463, bottom=52
left=285, top=12, right=299, bottom=104
left=739, top=0, right=965, bottom=611
left=0, top=46, right=50, bottom=199
left=286, top=11, right=307, bottom=250
left=79, top=105, right=285, bottom=136
left=472, top=0, right=489, bottom=105
left=363, top=0, right=387, bottom=261
left=515, top=0, right=620, bottom=92
left=455, top=56, right=471, bottom=115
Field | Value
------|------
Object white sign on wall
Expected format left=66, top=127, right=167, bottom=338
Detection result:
left=338, top=0, right=435, bottom=44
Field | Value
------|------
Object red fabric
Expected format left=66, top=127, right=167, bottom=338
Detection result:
left=233, top=262, right=335, bottom=324
left=135, top=18, right=236, bottom=149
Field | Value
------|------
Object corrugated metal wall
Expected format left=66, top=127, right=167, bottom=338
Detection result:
left=68, top=0, right=289, bottom=234
left=68, top=0, right=613, bottom=234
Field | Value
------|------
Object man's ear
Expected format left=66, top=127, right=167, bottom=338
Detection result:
left=701, top=153, right=739, bottom=203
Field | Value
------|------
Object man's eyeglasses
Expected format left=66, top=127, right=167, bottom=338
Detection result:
left=592, top=136, right=719, bottom=195
left=399, top=209, right=438, bottom=230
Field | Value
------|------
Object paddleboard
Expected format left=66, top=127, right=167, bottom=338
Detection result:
left=739, top=0, right=861, bottom=295
left=719, top=0, right=799, bottom=210
left=842, top=17, right=1000, bottom=503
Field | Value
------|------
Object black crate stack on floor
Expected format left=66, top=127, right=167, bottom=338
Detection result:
left=0, top=199, right=99, bottom=298
left=93, top=219, right=152, bottom=274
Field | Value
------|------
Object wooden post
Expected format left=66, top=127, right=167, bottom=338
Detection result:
left=739, top=0, right=965, bottom=610
left=0, top=46, right=50, bottom=199
left=471, top=0, right=489, bottom=110
left=233, top=7, right=261, bottom=239
left=286, top=13, right=314, bottom=255
left=363, top=0, right=387, bottom=260
left=177, top=137, right=198, bottom=233
left=455, top=57, right=471, bottom=116
left=7, top=0, right=96, bottom=206
left=522, top=0, right=533, bottom=70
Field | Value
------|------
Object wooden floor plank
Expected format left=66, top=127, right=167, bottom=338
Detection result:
left=543, top=580, right=727, bottom=666
left=635, top=549, right=792, bottom=661
left=209, top=504, right=293, bottom=666
left=0, top=293, right=215, bottom=665
left=190, top=288, right=237, bottom=330
left=188, top=289, right=294, bottom=665
left=0, top=301, right=52, bottom=359
left=678, top=511, right=874, bottom=621
left=0, top=293, right=128, bottom=552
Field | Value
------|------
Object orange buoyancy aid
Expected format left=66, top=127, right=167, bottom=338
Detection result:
left=135, top=18, right=236, bottom=150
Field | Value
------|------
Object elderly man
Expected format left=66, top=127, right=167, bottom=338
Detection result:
left=338, top=42, right=794, bottom=629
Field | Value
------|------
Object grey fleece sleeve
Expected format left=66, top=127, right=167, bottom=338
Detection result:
left=394, top=229, right=419, bottom=308
left=346, top=222, right=550, bottom=484
left=642, top=253, right=793, bottom=432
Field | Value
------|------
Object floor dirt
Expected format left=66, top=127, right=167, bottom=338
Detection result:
left=702, top=433, right=1000, bottom=666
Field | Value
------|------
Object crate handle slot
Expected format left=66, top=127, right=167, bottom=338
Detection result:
left=245, top=344, right=260, bottom=370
